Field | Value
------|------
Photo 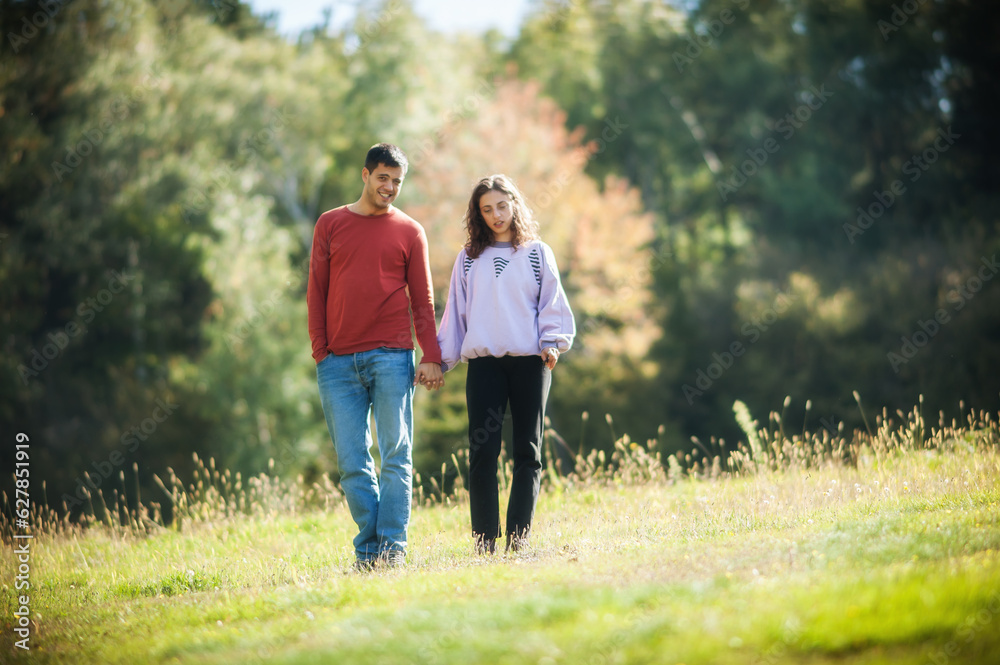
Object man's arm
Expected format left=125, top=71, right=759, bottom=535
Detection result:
left=406, top=227, right=444, bottom=390
left=306, top=217, right=330, bottom=363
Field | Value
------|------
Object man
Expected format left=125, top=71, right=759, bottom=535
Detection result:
left=307, top=143, right=444, bottom=570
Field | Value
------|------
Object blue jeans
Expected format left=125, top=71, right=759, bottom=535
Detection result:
left=316, top=347, right=415, bottom=561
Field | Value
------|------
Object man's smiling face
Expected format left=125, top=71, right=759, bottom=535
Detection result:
left=361, top=163, right=405, bottom=213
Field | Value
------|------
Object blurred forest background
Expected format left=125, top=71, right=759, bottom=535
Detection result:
left=2, top=0, right=998, bottom=512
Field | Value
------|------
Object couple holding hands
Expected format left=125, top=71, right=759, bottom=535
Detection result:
left=306, top=143, right=575, bottom=570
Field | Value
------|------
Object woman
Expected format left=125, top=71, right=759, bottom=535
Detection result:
left=438, top=174, right=576, bottom=554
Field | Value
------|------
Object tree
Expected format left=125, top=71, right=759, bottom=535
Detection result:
left=508, top=0, right=1000, bottom=450
left=404, top=78, right=658, bottom=467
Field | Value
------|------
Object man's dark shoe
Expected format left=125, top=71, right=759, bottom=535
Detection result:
left=380, top=550, right=406, bottom=568
left=353, top=558, right=376, bottom=573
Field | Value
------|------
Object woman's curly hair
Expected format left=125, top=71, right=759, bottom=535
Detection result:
left=464, top=174, right=539, bottom=259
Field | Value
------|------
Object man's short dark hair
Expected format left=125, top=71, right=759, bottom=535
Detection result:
left=365, top=143, right=408, bottom=174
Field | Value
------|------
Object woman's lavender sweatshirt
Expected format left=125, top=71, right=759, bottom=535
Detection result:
left=437, top=240, right=576, bottom=372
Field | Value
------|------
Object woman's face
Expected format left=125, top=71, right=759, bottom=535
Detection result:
left=479, top=189, right=514, bottom=242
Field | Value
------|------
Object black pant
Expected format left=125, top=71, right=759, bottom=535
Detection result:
left=466, top=355, right=551, bottom=541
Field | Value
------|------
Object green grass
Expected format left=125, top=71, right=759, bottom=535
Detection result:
left=3, top=406, right=1000, bottom=664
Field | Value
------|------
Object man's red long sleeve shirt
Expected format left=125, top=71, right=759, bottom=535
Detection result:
left=307, top=205, right=442, bottom=365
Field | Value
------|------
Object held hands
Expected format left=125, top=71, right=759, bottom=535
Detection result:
left=542, top=347, right=560, bottom=370
left=415, top=362, right=445, bottom=391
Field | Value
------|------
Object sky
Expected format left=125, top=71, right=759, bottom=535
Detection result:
left=245, top=0, right=533, bottom=38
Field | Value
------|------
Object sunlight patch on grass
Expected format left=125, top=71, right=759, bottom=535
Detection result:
left=2, top=406, right=998, bottom=664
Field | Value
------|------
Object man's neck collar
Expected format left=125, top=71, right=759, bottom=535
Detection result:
left=349, top=200, right=393, bottom=216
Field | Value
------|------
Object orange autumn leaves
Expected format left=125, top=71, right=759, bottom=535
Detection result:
left=406, top=79, right=659, bottom=366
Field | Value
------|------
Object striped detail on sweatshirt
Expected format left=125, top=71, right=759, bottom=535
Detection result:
left=464, top=255, right=475, bottom=276
left=493, top=256, right=509, bottom=277
left=529, top=248, right=542, bottom=286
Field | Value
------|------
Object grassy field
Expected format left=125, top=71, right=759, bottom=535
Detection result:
left=3, top=402, right=1000, bottom=664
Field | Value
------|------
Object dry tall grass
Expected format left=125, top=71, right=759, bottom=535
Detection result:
left=3, top=397, right=997, bottom=546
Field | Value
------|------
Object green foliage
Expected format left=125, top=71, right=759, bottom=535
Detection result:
left=510, top=0, right=1000, bottom=451
left=2, top=0, right=998, bottom=516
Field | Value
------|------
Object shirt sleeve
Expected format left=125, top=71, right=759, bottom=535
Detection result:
left=306, top=216, right=330, bottom=363
left=537, top=242, right=576, bottom=353
left=436, top=249, right=469, bottom=372
left=406, top=225, right=443, bottom=365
